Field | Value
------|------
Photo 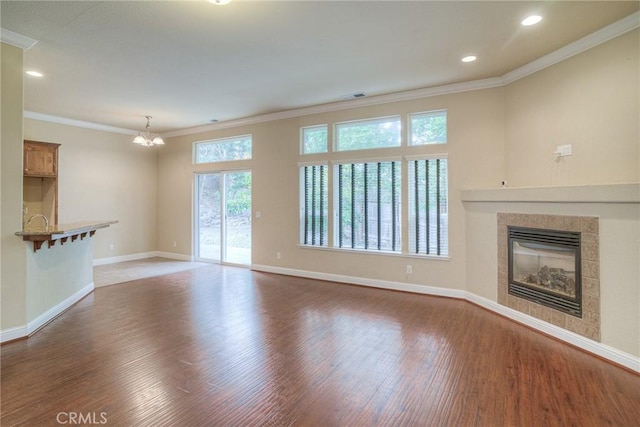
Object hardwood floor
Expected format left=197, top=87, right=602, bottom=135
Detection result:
left=2, top=264, right=639, bottom=426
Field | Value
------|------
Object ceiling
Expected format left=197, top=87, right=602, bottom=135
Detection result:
left=1, top=1, right=638, bottom=134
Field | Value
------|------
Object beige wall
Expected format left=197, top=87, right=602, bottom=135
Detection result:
left=505, top=29, right=639, bottom=187
left=159, top=88, right=506, bottom=290
left=24, top=119, right=158, bottom=259
left=464, top=199, right=640, bottom=357
left=1, top=42, right=28, bottom=332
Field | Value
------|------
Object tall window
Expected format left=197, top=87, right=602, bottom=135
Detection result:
left=300, top=164, right=328, bottom=246
left=335, top=161, right=401, bottom=251
left=194, top=135, right=252, bottom=163
left=408, top=157, right=448, bottom=256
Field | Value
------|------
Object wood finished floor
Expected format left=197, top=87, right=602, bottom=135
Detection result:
left=1, top=264, right=639, bottom=426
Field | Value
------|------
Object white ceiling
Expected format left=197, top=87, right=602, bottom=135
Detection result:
left=1, top=1, right=638, bottom=133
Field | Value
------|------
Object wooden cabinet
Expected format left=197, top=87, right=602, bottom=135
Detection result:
left=24, top=140, right=60, bottom=177
left=23, top=140, right=60, bottom=226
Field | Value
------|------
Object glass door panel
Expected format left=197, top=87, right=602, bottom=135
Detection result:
left=196, top=171, right=251, bottom=265
left=197, top=173, right=221, bottom=261
left=224, top=171, right=252, bottom=264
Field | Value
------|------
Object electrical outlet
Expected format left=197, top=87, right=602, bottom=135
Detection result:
left=109, top=243, right=114, bottom=252
left=276, top=252, right=281, bottom=259
left=555, top=144, right=572, bottom=157
left=172, top=241, right=177, bottom=248
left=406, top=265, right=412, bottom=274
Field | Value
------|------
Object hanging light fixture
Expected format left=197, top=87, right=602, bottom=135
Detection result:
left=133, top=116, right=164, bottom=147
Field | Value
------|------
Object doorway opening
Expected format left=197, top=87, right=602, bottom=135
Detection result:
left=195, top=171, right=251, bottom=265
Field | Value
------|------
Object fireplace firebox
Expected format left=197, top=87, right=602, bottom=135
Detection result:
left=508, top=226, right=581, bottom=317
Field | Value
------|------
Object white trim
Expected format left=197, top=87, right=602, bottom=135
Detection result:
left=154, top=251, right=194, bottom=262
left=20, top=12, right=638, bottom=139
left=330, top=156, right=403, bottom=166
left=251, top=264, right=640, bottom=373
left=93, top=251, right=157, bottom=266
left=404, top=153, right=449, bottom=161
left=0, top=28, right=38, bottom=50
left=502, top=11, right=640, bottom=84
left=1, top=282, right=95, bottom=342
left=0, top=326, right=28, bottom=343
left=466, top=293, right=640, bottom=373
left=162, top=12, right=638, bottom=139
left=27, top=282, right=94, bottom=336
left=93, top=251, right=194, bottom=266
left=24, top=111, right=138, bottom=136
left=251, top=264, right=465, bottom=299
left=460, top=183, right=640, bottom=204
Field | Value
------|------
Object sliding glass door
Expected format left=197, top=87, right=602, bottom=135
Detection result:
left=195, top=171, right=251, bottom=265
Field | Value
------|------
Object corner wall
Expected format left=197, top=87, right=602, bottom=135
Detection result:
left=1, top=42, right=27, bottom=333
left=504, top=29, right=639, bottom=187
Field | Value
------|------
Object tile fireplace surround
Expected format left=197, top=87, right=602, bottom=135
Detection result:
left=497, top=213, right=600, bottom=341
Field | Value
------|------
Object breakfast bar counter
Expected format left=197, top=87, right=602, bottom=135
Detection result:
left=16, top=220, right=118, bottom=252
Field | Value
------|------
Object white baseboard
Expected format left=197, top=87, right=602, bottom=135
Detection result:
left=0, top=325, right=28, bottom=343
left=93, top=251, right=193, bottom=266
left=252, top=264, right=640, bottom=373
left=153, top=251, right=194, bottom=262
left=252, top=264, right=465, bottom=299
left=1, top=282, right=94, bottom=343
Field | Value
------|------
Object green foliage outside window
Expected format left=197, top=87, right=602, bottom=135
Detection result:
left=410, top=111, right=447, bottom=145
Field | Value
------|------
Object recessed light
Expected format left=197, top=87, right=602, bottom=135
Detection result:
left=26, top=70, right=43, bottom=77
left=208, top=0, right=231, bottom=5
left=461, top=56, right=477, bottom=63
left=522, top=15, right=542, bottom=26
left=209, top=119, right=219, bottom=123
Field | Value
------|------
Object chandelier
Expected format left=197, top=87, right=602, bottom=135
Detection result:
left=133, top=116, right=164, bottom=147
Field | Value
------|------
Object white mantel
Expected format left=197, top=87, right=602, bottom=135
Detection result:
left=461, top=183, right=640, bottom=204
left=462, top=182, right=640, bottom=372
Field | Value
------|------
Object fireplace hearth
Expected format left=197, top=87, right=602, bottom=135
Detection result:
left=508, top=226, right=581, bottom=317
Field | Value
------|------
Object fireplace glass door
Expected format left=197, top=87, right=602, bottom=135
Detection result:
left=508, top=226, right=581, bottom=317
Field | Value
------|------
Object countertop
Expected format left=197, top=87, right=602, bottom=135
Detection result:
left=16, top=220, right=119, bottom=238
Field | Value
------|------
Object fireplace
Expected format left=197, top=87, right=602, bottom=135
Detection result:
left=508, top=226, right=581, bottom=317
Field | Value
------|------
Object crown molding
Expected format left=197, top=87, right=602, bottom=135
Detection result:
left=0, top=28, right=38, bottom=50
left=502, top=10, right=640, bottom=84
left=24, top=11, right=640, bottom=139
left=24, top=111, right=138, bottom=136
left=162, top=77, right=505, bottom=138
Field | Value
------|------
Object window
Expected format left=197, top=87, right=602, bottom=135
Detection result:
left=335, top=116, right=401, bottom=152
left=408, top=157, right=448, bottom=256
left=301, top=125, right=328, bottom=154
left=335, top=161, right=401, bottom=251
left=300, top=164, right=328, bottom=246
left=410, top=111, right=447, bottom=145
left=194, top=135, right=252, bottom=163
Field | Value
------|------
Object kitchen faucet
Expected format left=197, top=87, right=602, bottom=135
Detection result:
left=27, top=214, right=49, bottom=231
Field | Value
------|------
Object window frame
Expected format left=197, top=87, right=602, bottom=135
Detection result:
left=333, top=115, right=402, bottom=152
left=300, top=124, right=329, bottom=155
left=408, top=110, right=447, bottom=146
left=332, top=157, right=402, bottom=253
left=193, top=134, right=253, bottom=164
left=406, top=153, right=449, bottom=257
left=299, top=162, right=329, bottom=247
